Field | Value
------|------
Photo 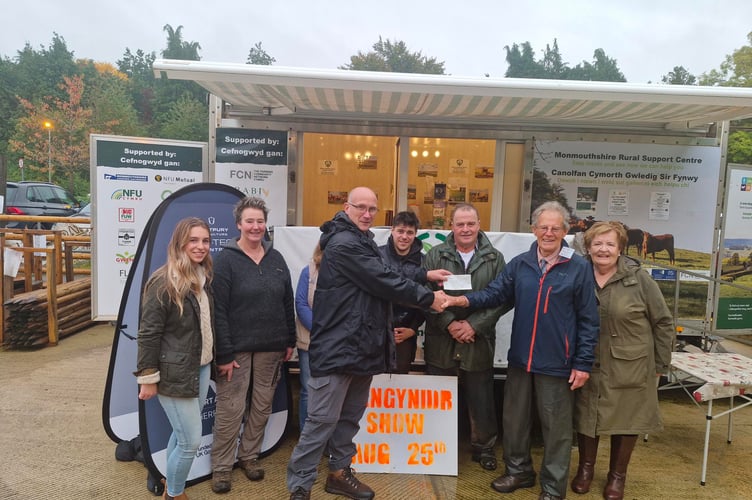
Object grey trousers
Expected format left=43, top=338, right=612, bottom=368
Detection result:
left=211, top=350, right=284, bottom=472
left=503, top=365, right=574, bottom=498
left=287, top=373, right=372, bottom=492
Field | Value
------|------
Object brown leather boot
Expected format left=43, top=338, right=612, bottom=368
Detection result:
left=325, top=466, right=374, bottom=499
left=571, top=433, right=599, bottom=494
left=603, top=434, right=638, bottom=500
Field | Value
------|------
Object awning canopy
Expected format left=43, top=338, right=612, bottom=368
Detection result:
left=153, top=59, right=752, bottom=134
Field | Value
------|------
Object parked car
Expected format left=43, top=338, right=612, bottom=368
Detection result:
left=53, top=203, right=92, bottom=237
left=4, top=181, right=80, bottom=229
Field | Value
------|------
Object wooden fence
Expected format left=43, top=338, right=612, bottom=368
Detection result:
left=0, top=214, right=92, bottom=347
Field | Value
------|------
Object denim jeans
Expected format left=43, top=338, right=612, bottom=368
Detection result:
left=158, top=363, right=211, bottom=496
left=298, top=349, right=310, bottom=432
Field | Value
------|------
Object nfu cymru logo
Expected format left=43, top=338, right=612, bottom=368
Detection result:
left=111, top=189, right=143, bottom=201
left=115, top=251, right=135, bottom=265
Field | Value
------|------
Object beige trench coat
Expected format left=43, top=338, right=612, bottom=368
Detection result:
left=574, top=256, right=674, bottom=436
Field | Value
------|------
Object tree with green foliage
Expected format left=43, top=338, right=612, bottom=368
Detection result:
left=504, top=42, right=547, bottom=78
left=727, top=130, right=752, bottom=164
left=700, top=33, right=752, bottom=164
left=531, top=168, right=574, bottom=218
left=161, top=24, right=201, bottom=61
left=700, top=33, right=752, bottom=87
left=116, top=48, right=157, bottom=125
left=341, top=36, right=445, bottom=74
left=0, top=34, right=79, bottom=161
left=661, top=66, right=697, bottom=85
left=505, top=40, right=626, bottom=82
left=568, top=48, right=626, bottom=82
left=158, top=95, right=208, bottom=142
left=116, top=25, right=207, bottom=140
left=9, top=76, right=93, bottom=195
left=85, top=62, right=145, bottom=137
left=247, top=42, right=276, bottom=65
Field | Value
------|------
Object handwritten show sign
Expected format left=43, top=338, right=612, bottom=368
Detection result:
left=352, top=374, right=457, bottom=475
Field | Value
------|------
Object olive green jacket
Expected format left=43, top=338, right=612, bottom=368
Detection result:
left=575, top=256, right=674, bottom=436
left=423, top=232, right=509, bottom=371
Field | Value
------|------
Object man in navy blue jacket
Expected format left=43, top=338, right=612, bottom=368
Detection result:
left=441, top=201, right=599, bottom=500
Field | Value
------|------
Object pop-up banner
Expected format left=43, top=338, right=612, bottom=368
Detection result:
left=103, top=183, right=290, bottom=484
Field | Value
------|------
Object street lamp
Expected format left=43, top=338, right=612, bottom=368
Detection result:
left=44, top=120, right=53, bottom=183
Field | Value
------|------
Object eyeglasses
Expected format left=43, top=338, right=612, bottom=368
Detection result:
left=535, top=225, right=564, bottom=234
left=347, top=202, right=379, bottom=215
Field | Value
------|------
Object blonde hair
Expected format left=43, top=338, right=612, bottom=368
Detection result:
left=150, top=217, right=213, bottom=315
left=312, top=243, right=323, bottom=269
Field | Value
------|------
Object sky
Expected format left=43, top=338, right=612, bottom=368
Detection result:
left=2, top=0, right=752, bottom=84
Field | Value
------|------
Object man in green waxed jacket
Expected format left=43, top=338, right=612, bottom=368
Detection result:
left=423, top=203, right=510, bottom=471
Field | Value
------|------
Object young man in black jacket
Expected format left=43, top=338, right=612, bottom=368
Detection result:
left=379, top=210, right=440, bottom=373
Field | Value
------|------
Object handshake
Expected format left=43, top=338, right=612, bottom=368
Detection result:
left=430, top=290, right=469, bottom=312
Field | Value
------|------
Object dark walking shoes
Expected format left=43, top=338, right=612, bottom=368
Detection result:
left=325, top=466, right=375, bottom=499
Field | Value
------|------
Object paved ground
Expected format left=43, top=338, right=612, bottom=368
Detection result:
left=2, top=323, right=752, bottom=499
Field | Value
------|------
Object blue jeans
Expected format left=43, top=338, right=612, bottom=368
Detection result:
left=158, top=363, right=211, bottom=496
left=298, top=349, right=310, bottom=432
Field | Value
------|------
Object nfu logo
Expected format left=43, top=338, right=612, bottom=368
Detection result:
left=111, top=189, right=143, bottom=201
left=115, top=251, right=135, bottom=265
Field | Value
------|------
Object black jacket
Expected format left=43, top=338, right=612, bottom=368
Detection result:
left=309, top=211, right=434, bottom=377
left=212, top=238, right=295, bottom=365
left=379, top=235, right=427, bottom=332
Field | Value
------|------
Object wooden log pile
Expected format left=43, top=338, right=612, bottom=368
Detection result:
left=3, top=278, right=94, bottom=348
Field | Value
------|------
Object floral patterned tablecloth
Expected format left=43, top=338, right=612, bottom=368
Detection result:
left=671, top=352, right=752, bottom=402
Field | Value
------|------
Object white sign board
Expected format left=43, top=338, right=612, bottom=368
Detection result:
left=214, top=129, right=288, bottom=227
left=352, top=374, right=458, bottom=475
left=91, top=135, right=206, bottom=320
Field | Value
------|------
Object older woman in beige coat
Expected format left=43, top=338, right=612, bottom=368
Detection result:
left=573, top=221, right=674, bottom=500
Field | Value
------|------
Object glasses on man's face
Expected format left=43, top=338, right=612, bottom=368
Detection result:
left=535, top=225, right=564, bottom=234
left=347, top=202, right=379, bottom=215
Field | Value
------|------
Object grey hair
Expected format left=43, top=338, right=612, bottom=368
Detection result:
left=531, top=201, right=570, bottom=233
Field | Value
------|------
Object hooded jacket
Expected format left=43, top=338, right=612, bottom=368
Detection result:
left=467, top=240, right=599, bottom=378
left=212, top=238, right=295, bottom=365
left=575, top=255, right=673, bottom=436
left=309, top=211, right=434, bottom=377
left=379, top=235, right=428, bottom=332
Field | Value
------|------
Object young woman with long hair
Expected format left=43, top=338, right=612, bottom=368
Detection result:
left=135, top=217, right=214, bottom=500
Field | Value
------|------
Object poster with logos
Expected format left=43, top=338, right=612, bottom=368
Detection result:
left=91, top=135, right=206, bottom=320
left=533, top=140, right=721, bottom=275
left=716, top=165, right=752, bottom=330
left=214, top=128, right=288, bottom=227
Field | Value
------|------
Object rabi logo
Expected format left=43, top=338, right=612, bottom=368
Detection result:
left=115, top=251, right=135, bottom=265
